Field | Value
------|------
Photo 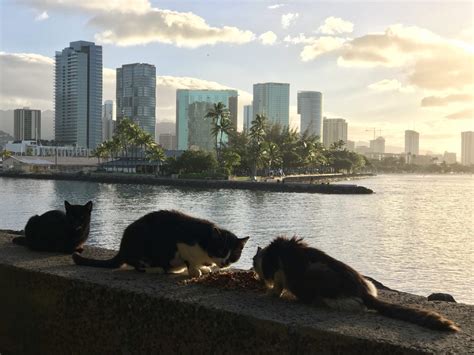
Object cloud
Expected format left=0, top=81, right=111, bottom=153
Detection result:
left=368, top=79, right=415, bottom=93
left=268, top=4, right=284, bottom=10
left=281, top=13, right=299, bottom=29
left=90, top=9, right=255, bottom=47
left=421, top=94, right=473, bottom=107
left=283, top=33, right=316, bottom=44
left=34, top=11, right=49, bottom=21
left=19, top=1, right=256, bottom=48
left=0, top=51, right=252, bottom=131
left=259, top=31, right=278, bottom=46
left=300, top=36, right=346, bottom=62
left=317, top=17, right=354, bottom=35
left=445, top=108, right=473, bottom=120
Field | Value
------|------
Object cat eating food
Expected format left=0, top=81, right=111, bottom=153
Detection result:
left=253, top=236, right=459, bottom=332
left=12, top=201, right=93, bottom=253
left=73, top=210, right=249, bottom=277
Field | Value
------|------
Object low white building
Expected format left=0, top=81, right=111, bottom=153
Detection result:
left=5, top=140, right=93, bottom=157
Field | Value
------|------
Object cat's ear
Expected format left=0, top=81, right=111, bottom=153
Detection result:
left=257, top=246, right=262, bottom=254
left=85, top=201, right=93, bottom=213
left=239, top=236, right=250, bottom=246
left=64, top=201, right=71, bottom=211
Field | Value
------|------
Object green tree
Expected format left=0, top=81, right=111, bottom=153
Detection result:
left=206, top=102, right=231, bottom=162
left=249, top=114, right=267, bottom=178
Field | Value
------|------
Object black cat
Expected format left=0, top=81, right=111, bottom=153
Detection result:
left=253, top=236, right=459, bottom=332
left=73, top=210, right=249, bottom=277
left=12, top=201, right=93, bottom=253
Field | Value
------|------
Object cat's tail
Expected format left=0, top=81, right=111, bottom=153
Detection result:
left=72, top=252, right=123, bottom=268
left=362, top=293, right=460, bottom=332
left=12, top=236, right=28, bottom=246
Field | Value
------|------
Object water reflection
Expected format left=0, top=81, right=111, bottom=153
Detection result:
left=0, top=175, right=472, bottom=304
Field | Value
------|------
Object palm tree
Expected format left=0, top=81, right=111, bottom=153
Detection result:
left=146, top=143, right=166, bottom=176
left=249, top=114, right=267, bottom=178
left=206, top=102, right=230, bottom=162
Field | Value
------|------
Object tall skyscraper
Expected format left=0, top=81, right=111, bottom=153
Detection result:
left=253, top=83, right=289, bottom=127
left=297, top=91, right=322, bottom=138
left=102, top=100, right=115, bottom=142
left=116, top=63, right=156, bottom=139
left=322, top=117, right=348, bottom=147
left=405, top=130, right=419, bottom=155
left=461, top=131, right=474, bottom=165
left=14, top=108, right=41, bottom=141
left=370, top=136, right=385, bottom=153
left=55, top=40, right=102, bottom=148
left=176, top=89, right=238, bottom=151
left=243, top=104, right=253, bottom=130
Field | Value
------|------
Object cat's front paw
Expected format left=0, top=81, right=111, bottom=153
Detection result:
left=200, top=266, right=212, bottom=274
left=188, top=267, right=202, bottom=278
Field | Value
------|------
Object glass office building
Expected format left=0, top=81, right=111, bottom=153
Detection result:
left=253, top=83, right=289, bottom=127
left=176, top=90, right=238, bottom=151
left=297, top=91, right=322, bottom=138
left=55, top=41, right=102, bottom=148
left=116, top=63, right=156, bottom=139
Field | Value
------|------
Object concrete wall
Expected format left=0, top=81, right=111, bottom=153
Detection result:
left=0, top=232, right=471, bottom=354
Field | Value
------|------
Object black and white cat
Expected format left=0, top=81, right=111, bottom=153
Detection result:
left=253, top=236, right=459, bottom=332
left=13, top=201, right=93, bottom=253
left=73, top=210, right=249, bottom=277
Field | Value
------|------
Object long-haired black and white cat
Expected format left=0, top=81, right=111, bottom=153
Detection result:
left=13, top=201, right=93, bottom=253
left=253, top=237, right=459, bottom=332
left=73, top=210, right=249, bottom=277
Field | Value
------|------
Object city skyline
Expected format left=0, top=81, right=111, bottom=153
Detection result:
left=0, top=0, right=472, bottom=155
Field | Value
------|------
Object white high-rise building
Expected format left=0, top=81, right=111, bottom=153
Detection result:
left=102, top=100, right=115, bottom=142
left=243, top=104, right=253, bottom=131
left=297, top=91, right=322, bottom=138
left=253, top=83, right=289, bottom=127
left=370, top=136, right=385, bottom=153
left=322, top=117, right=347, bottom=147
left=14, top=108, right=41, bottom=141
left=55, top=41, right=102, bottom=148
left=405, top=130, right=419, bottom=155
left=461, top=131, right=474, bottom=165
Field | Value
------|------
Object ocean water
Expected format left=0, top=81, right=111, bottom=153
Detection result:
left=0, top=174, right=472, bottom=303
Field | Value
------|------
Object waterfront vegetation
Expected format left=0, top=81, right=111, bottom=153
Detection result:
left=90, top=107, right=473, bottom=179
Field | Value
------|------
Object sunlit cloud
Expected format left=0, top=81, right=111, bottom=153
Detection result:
left=368, top=79, right=415, bottom=93
left=421, top=94, right=473, bottom=107
left=317, top=17, right=354, bottom=35
left=300, top=36, right=345, bottom=62
left=259, top=31, right=278, bottom=46
left=268, top=4, right=285, bottom=10
left=34, top=11, right=49, bottom=21
left=281, top=13, right=299, bottom=29
left=19, top=1, right=256, bottom=48
left=445, top=108, right=473, bottom=120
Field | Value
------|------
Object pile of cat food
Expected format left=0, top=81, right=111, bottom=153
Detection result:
left=182, top=270, right=266, bottom=292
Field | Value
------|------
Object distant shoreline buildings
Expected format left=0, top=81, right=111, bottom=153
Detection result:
left=297, top=91, right=322, bottom=138
left=323, top=118, right=347, bottom=148
left=253, top=83, right=289, bottom=127
left=461, top=131, right=474, bottom=166
left=14, top=108, right=41, bottom=141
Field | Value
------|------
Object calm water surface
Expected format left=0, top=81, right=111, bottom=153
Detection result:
left=0, top=175, right=472, bottom=303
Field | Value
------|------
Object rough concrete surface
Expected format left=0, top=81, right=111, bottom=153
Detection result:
left=0, top=231, right=472, bottom=354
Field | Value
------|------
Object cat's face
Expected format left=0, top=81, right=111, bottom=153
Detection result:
left=208, top=229, right=249, bottom=268
left=65, top=201, right=93, bottom=232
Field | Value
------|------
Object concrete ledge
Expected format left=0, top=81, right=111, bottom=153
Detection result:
left=0, top=232, right=471, bottom=354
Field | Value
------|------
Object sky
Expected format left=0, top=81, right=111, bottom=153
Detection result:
left=0, top=0, right=473, bottom=155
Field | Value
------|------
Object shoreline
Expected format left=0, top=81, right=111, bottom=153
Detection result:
left=0, top=171, right=375, bottom=194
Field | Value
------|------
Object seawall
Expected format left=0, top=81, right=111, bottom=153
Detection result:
left=0, top=171, right=374, bottom=194
left=0, top=231, right=472, bottom=354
